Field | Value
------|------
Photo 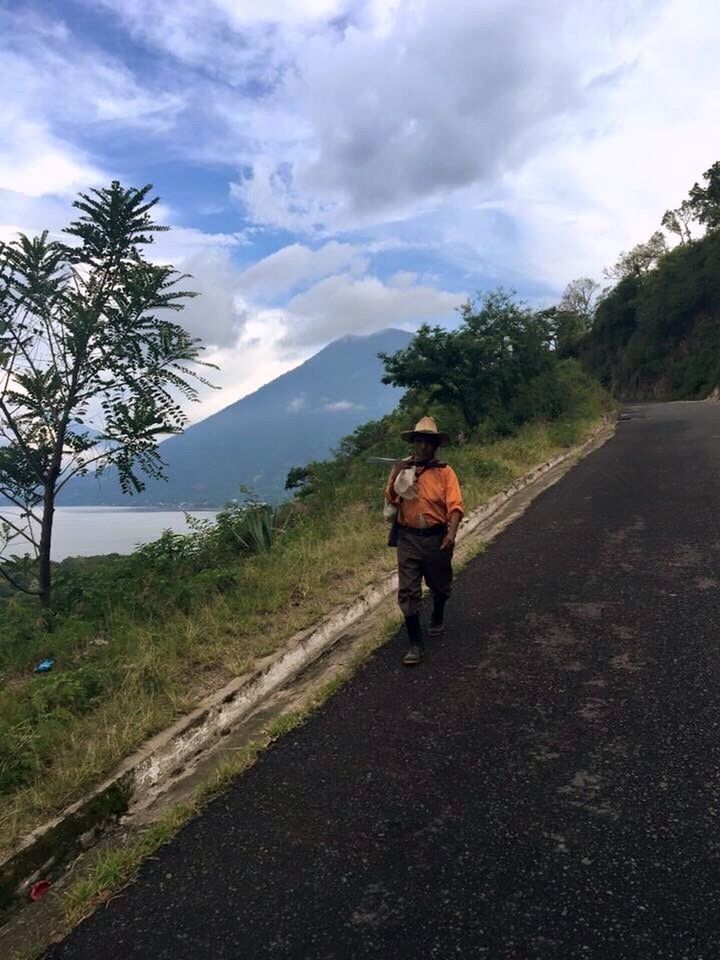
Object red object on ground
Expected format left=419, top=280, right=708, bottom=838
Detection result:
left=29, top=880, right=51, bottom=901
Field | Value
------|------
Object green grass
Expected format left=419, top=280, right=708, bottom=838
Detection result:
left=0, top=405, right=610, bottom=858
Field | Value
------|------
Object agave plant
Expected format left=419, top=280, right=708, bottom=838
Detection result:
left=212, top=501, right=292, bottom=555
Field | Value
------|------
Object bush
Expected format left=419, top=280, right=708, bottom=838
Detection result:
left=510, top=359, right=604, bottom=424
left=548, top=420, right=583, bottom=447
left=467, top=456, right=513, bottom=483
left=0, top=664, right=110, bottom=795
left=30, top=666, right=107, bottom=720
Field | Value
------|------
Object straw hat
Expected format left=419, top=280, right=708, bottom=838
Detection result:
left=400, top=416, right=450, bottom=446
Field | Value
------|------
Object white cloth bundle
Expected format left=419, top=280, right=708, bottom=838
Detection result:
left=383, top=501, right=398, bottom=522
left=393, top=466, right=419, bottom=500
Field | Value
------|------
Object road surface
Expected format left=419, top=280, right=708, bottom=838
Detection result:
left=44, top=402, right=720, bottom=959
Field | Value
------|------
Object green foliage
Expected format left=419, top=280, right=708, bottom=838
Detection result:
left=578, top=229, right=720, bottom=398
left=0, top=494, right=299, bottom=798
left=0, top=181, right=212, bottom=606
left=553, top=277, right=600, bottom=352
left=688, top=161, right=720, bottom=233
left=30, top=666, right=107, bottom=718
left=465, top=455, right=513, bottom=484
left=604, top=230, right=668, bottom=281
left=513, top=359, right=608, bottom=424
left=547, top=419, right=585, bottom=447
left=661, top=200, right=694, bottom=244
left=334, top=418, right=391, bottom=459
left=380, top=290, right=556, bottom=429
left=285, top=466, right=312, bottom=491
left=0, top=664, right=109, bottom=793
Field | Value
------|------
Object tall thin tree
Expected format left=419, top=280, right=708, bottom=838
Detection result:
left=0, top=181, right=213, bottom=610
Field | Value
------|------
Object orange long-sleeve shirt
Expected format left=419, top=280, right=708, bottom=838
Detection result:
left=385, top=463, right=464, bottom=528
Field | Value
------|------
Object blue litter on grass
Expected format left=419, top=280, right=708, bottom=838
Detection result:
left=34, top=658, right=55, bottom=673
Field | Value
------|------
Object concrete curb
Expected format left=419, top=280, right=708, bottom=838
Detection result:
left=0, top=417, right=613, bottom=918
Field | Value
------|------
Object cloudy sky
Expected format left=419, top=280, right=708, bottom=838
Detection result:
left=2, top=0, right=719, bottom=421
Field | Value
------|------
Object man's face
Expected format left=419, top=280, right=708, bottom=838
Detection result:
left=412, top=436, right=438, bottom=461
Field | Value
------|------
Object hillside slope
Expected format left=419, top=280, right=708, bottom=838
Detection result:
left=576, top=231, right=720, bottom=399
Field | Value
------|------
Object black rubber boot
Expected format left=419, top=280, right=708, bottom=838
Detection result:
left=402, top=614, right=424, bottom=665
left=403, top=645, right=424, bottom=666
left=429, top=594, right=447, bottom=639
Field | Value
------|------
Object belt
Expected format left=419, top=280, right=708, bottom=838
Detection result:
left=398, top=523, right=447, bottom=537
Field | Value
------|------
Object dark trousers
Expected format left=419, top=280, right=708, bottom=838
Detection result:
left=396, top=525, right=453, bottom=618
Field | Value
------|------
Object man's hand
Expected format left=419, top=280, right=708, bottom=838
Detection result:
left=440, top=531, right=455, bottom=551
left=441, top=510, right=462, bottom=551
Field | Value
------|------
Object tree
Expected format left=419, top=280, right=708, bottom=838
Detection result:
left=554, top=277, right=600, bottom=351
left=603, top=230, right=668, bottom=281
left=687, top=160, right=720, bottom=233
left=661, top=200, right=695, bottom=244
left=285, top=466, right=312, bottom=491
left=379, top=290, right=555, bottom=430
left=0, top=181, right=212, bottom=609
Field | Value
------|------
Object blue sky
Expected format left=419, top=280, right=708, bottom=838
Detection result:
left=2, top=0, right=720, bottom=421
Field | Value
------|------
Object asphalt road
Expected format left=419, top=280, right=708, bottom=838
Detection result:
left=44, top=402, right=720, bottom=959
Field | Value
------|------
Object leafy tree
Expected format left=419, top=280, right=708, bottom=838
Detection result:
left=603, top=231, right=668, bottom=281
left=554, top=277, right=600, bottom=351
left=333, top=417, right=390, bottom=459
left=559, top=277, right=600, bottom=322
left=0, top=181, right=212, bottom=609
left=688, top=160, right=720, bottom=233
left=379, top=290, right=555, bottom=430
left=661, top=200, right=695, bottom=244
left=285, top=466, right=312, bottom=491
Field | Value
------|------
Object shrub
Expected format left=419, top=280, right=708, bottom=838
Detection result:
left=468, top=456, right=513, bottom=484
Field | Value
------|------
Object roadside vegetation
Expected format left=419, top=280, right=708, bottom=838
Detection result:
left=0, top=274, right=612, bottom=858
left=563, top=160, right=720, bottom=399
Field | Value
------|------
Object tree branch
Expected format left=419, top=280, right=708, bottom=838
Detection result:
left=55, top=448, right=114, bottom=493
left=0, top=562, right=41, bottom=595
left=0, top=397, right=46, bottom=483
left=0, top=512, right=38, bottom=545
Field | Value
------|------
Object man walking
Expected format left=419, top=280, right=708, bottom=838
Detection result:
left=385, top=417, right=464, bottom=665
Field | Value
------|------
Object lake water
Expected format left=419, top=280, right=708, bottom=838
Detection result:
left=0, top=507, right=219, bottom=561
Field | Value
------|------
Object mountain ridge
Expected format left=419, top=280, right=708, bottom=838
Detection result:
left=58, top=327, right=413, bottom=507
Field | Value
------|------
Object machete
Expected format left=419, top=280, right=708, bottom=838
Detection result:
left=366, top=457, right=447, bottom=467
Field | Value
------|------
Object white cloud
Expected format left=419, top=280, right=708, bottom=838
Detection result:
left=238, top=241, right=365, bottom=299
left=0, top=118, right=104, bottom=198
left=233, top=0, right=662, bottom=231
left=90, top=0, right=344, bottom=88
left=171, top=249, right=248, bottom=348
left=0, top=7, right=185, bottom=144
left=323, top=400, right=361, bottom=411
left=0, top=5, right=178, bottom=210
left=0, top=224, right=27, bottom=244
left=190, top=309, right=312, bottom=422
left=496, top=0, right=720, bottom=288
left=283, top=272, right=464, bottom=346
left=150, top=224, right=247, bottom=265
